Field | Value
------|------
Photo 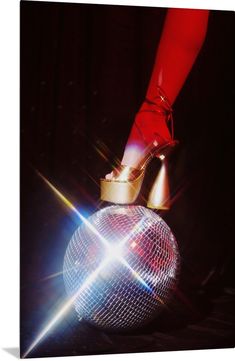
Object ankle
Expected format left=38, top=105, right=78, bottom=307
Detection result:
left=135, top=105, right=172, bottom=144
left=121, top=87, right=174, bottom=168
left=139, top=86, right=174, bottom=143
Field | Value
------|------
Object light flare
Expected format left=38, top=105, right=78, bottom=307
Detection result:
left=39, top=270, right=64, bottom=282
left=93, top=144, right=109, bottom=162
left=120, top=257, right=153, bottom=292
left=23, top=257, right=110, bottom=358
left=36, top=171, right=109, bottom=248
left=24, top=172, right=157, bottom=357
left=119, top=218, right=145, bottom=248
left=40, top=265, right=78, bottom=282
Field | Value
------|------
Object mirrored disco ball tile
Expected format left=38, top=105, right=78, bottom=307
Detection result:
left=63, top=205, right=180, bottom=331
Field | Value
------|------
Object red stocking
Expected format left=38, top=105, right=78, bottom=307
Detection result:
left=121, top=8, right=209, bottom=168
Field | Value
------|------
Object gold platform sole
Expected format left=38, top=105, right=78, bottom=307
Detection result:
left=100, top=171, right=144, bottom=204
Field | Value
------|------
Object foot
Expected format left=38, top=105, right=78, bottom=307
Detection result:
left=105, top=87, right=173, bottom=180
left=121, top=102, right=172, bottom=168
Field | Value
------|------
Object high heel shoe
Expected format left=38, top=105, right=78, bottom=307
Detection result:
left=100, top=87, right=178, bottom=209
left=100, top=139, right=177, bottom=206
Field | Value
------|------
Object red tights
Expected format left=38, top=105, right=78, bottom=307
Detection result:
left=121, top=8, right=209, bottom=167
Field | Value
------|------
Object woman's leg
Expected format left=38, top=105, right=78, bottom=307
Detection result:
left=121, top=8, right=209, bottom=168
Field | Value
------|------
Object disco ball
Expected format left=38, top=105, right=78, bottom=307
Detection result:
left=63, top=205, right=180, bottom=331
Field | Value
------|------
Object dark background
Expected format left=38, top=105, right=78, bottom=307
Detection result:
left=20, top=1, right=235, bottom=358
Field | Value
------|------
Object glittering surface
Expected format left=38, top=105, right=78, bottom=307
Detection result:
left=63, top=205, right=179, bottom=331
left=20, top=3, right=235, bottom=358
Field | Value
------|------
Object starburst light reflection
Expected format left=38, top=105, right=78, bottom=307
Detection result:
left=22, top=257, right=111, bottom=358
left=23, top=172, right=156, bottom=357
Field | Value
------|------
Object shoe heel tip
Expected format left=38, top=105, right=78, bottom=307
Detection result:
left=147, top=202, right=171, bottom=210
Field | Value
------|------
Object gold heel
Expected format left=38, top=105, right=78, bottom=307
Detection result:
left=147, top=139, right=178, bottom=210
left=147, top=157, right=171, bottom=210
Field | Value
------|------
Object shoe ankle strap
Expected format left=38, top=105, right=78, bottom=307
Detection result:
left=145, top=86, right=174, bottom=140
